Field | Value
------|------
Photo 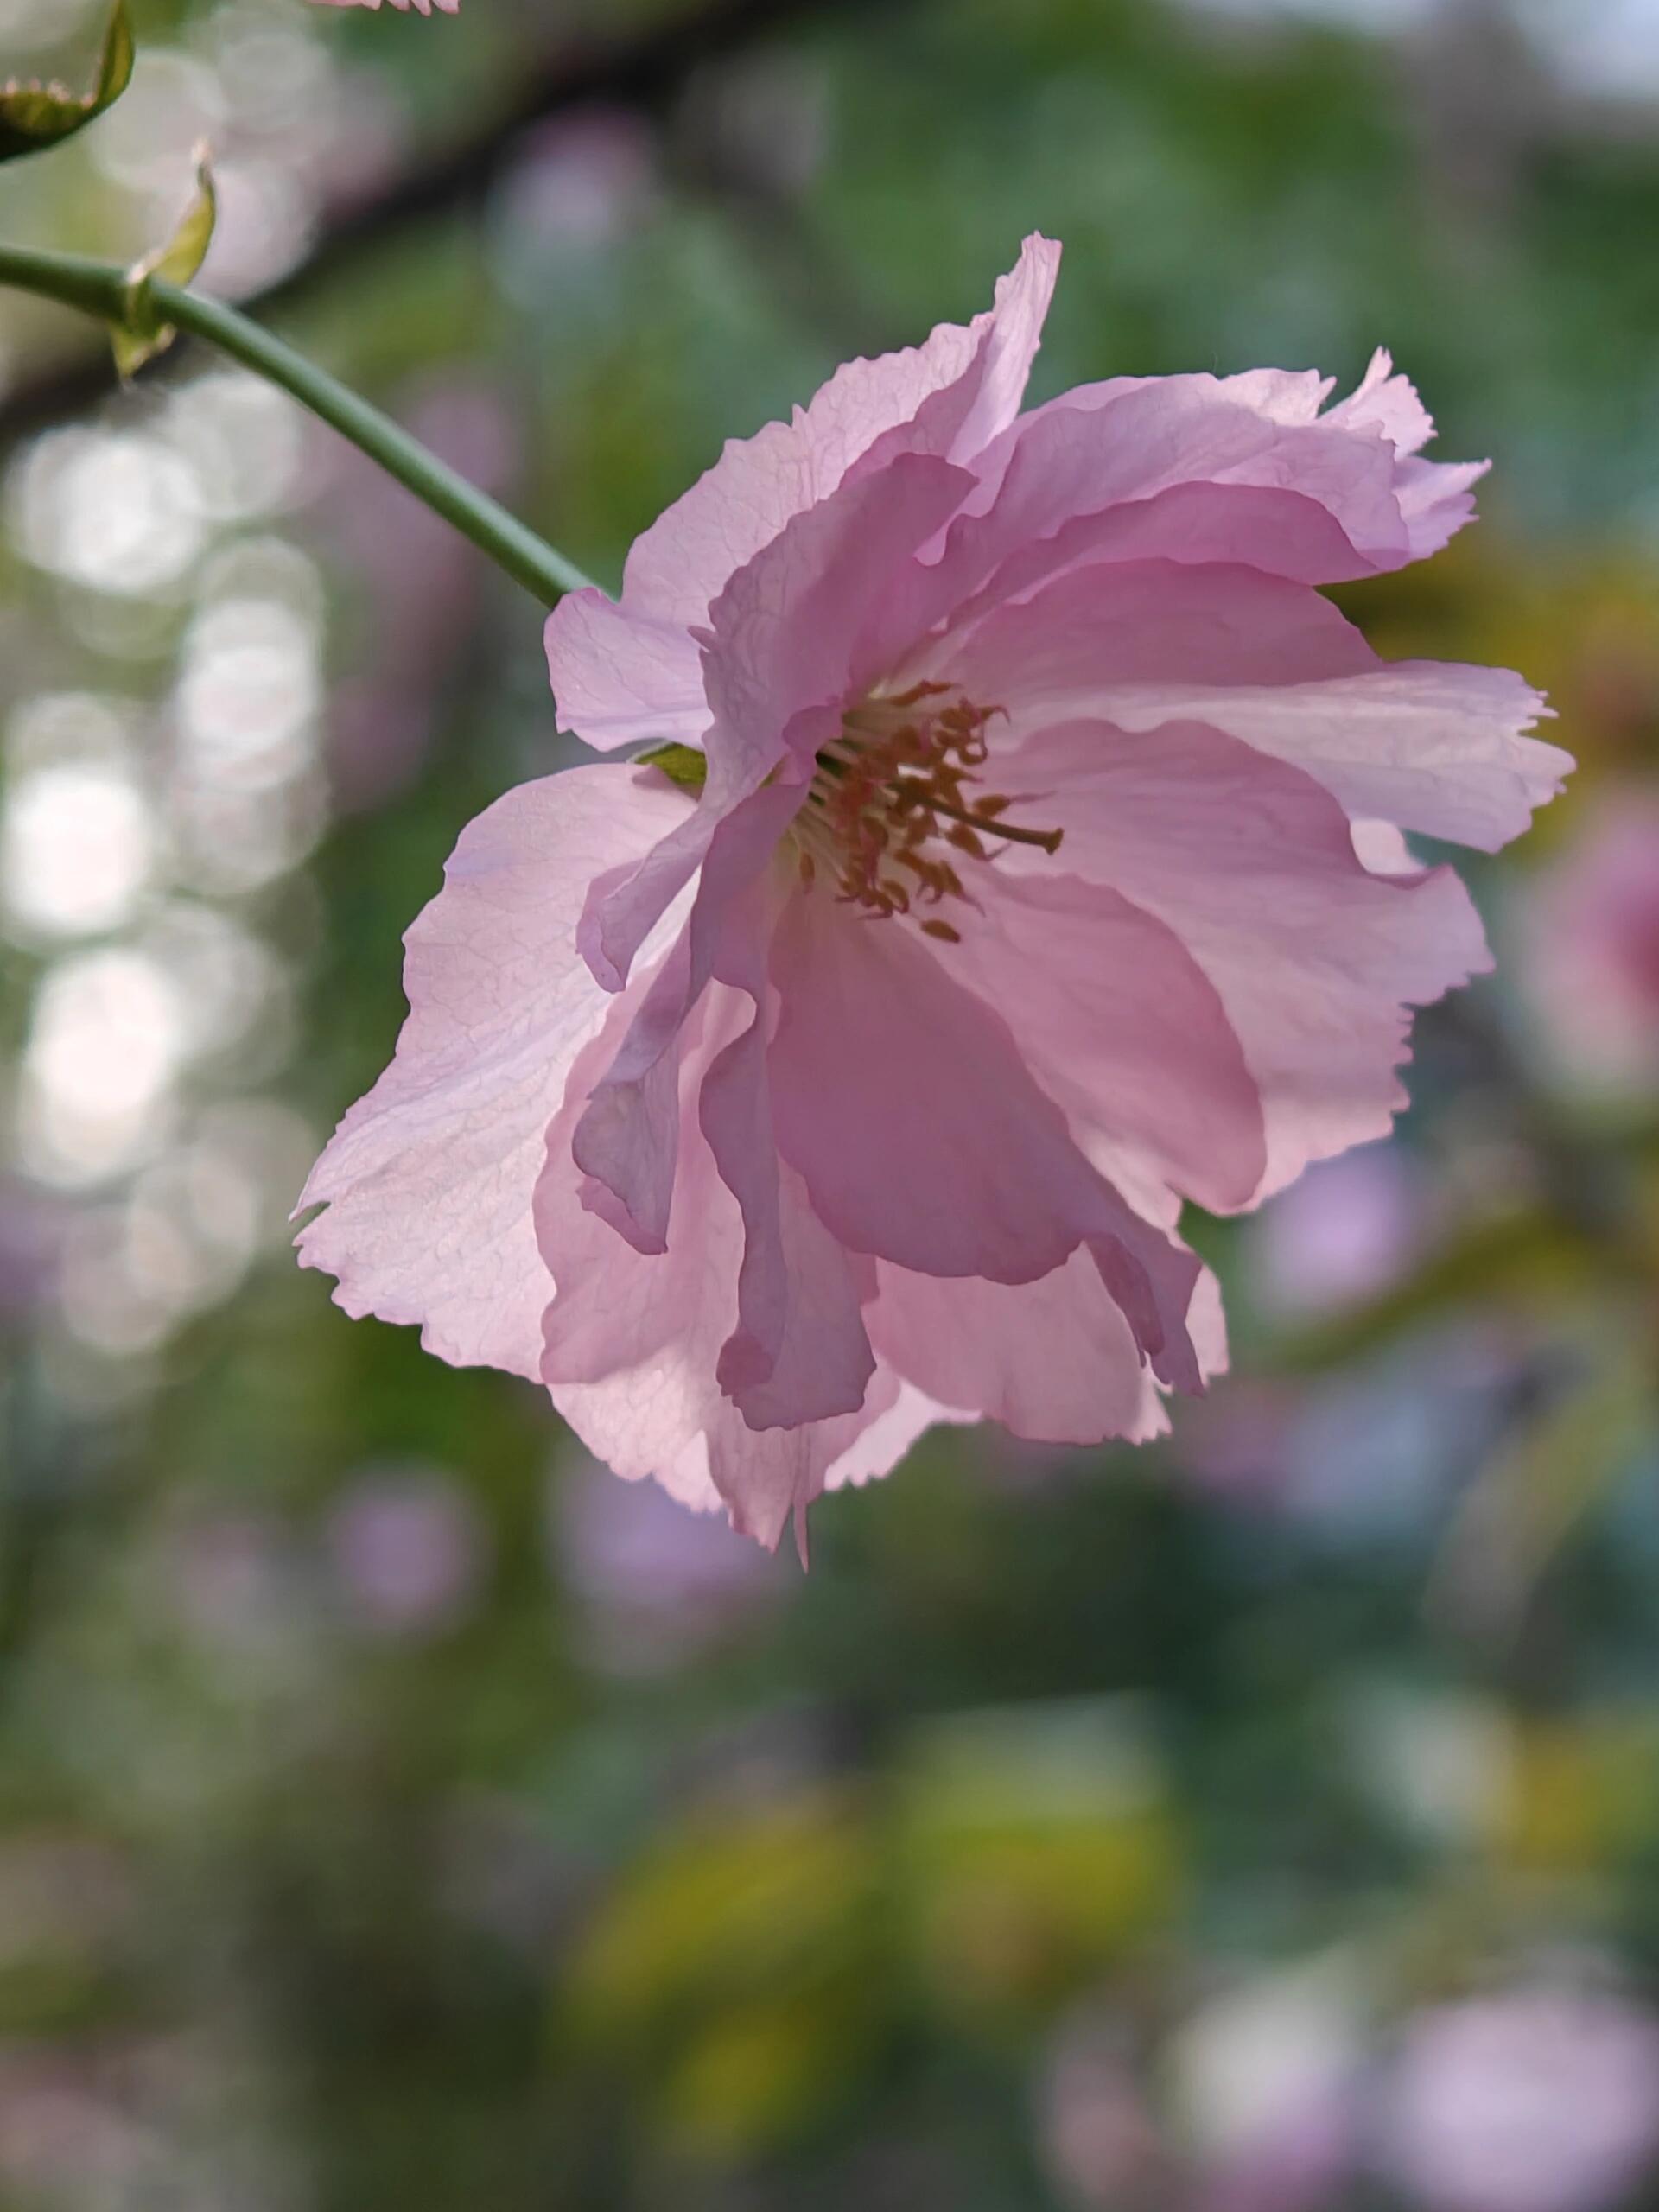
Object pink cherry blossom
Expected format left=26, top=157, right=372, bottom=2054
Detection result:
left=1519, top=791, right=1659, bottom=1098
left=1379, top=1989, right=1659, bottom=2212
left=296, top=235, right=1569, bottom=1550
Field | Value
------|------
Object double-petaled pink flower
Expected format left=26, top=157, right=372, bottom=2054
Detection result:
left=297, top=236, right=1568, bottom=1548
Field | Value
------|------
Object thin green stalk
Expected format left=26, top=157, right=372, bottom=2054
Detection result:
left=0, top=242, right=596, bottom=607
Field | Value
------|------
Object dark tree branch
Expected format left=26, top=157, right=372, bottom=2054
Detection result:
left=0, top=0, right=891, bottom=451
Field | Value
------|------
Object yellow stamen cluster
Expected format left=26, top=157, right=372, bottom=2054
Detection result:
left=791, top=683, right=1062, bottom=943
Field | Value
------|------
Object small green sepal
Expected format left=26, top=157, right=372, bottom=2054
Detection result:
left=111, top=150, right=217, bottom=379
left=639, top=743, right=709, bottom=792
left=0, top=0, right=135, bottom=165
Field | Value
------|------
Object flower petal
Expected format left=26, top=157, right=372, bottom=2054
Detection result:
left=950, top=869, right=1266, bottom=1213
left=934, top=557, right=1569, bottom=851
left=958, top=349, right=1482, bottom=574
left=868, top=1249, right=1171, bottom=1446
left=577, top=451, right=973, bottom=997
left=571, top=777, right=803, bottom=1249
left=1007, top=719, right=1494, bottom=1199
left=766, top=889, right=1202, bottom=1390
left=542, top=982, right=916, bottom=1547
left=543, top=592, right=709, bottom=754
left=296, top=764, right=693, bottom=1375
left=620, top=235, right=1060, bottom=632
left=1323, top=347, right=1489, bottom=557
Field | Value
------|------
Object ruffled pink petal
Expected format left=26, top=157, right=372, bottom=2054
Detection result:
left=950, top=870, right=1266, bottom=1214
left=890, top=351, right=1485, bottom=653
left=1165, top=660, right=1567, bottom=852
left=950, top=376, right=1406, bottom=581
left=570, top=777, right=803, bottom=1249
left=766, top=887, right=1203, bottom=1391
left=295, top=764, right=692, bottom=1375
left=539, top=982, right=931, bottom=1548
left=311, top=0, right=457, bottom=11
left=1006, top=719, right=1495, bottom=1199
left=696, top=876, right=878, bottom=1431
left=939, top=550, right=1370, bottom=702
left=868, top=1251, right=1172, bottom=1446
left=868, top=1243, right=1230, bottom=1451
left=1323, top=348, right=1489, bottom=558
left=542, top=237, right=1055, bottom=760
left=543, top=593, right=709, bottom=753
left=619, top=235, right=1059, bottom=632
left=702, top=453, right=976, bottom=774
left=702, top=1020, right=878, bottom=1431
left=575, top=810, right=882, bottom=1438
left=931, top=557, right=1569, bottom=851
left=577, top=452, right=972, bottom=997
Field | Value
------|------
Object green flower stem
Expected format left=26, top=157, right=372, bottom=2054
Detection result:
left=0, top=242, right=596, bottom=606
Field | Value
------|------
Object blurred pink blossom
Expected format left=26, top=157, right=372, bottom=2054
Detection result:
left=1521, top=794, right=1659, bottom=1097
left=1380, top=1989, right=1659, bottom=2212
left=0, top=1178, right=61, bottom=1326
left=499, top=111, right=657, bottom=251
left=1173, top=1961, right=1364, bottom=2212
left=554, top=1448, right=779, bottom=1669
left=299, top=234, right=1567, bottom=1548
left=327, top=1465, right=484, bottom=1635
left=1039, top=2009, right=1165, bottom=2211
left=1250, top=1141, right=1425, bottom=1317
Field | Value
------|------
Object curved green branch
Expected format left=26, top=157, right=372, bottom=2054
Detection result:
left=0, top=242, right=595, bottom=607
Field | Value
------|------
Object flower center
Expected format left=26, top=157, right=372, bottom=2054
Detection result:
left=790, top=682, right=1062, bottom=944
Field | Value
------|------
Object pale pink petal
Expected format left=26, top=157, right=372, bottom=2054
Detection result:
left=1007, top=720, right=1494, bottom=1198
left=575, top=816, right=880, bottom=1435
left=578, top=452, right=971, bottom=996
left=898, top=349, right=1485, bottom=646
left=553, top=1362, right=922, bottom=1550
left=931, top=558, right=1569, bottom=851
left=702, top=453, right=976, bottom=778
left=570, top=778, right=803, bottom=1247
left=696, top=893, right=877, bottom=1432
left=1214, top=367, right=1338, bottom=424
left=545, top=244, right=1056, bottom=759
left=568, top=937, right=690, bottom=1255
left=868, top=1243, right=1231, bottom=1452
left=937, top=550, right=1371, bottom=704
left=943, top=375, right=1408, bottom=583
left=1324, top=348, right=1488, bottom=557
left=1174, top=662, right=1567, bottom=851
left=868, top=1251, right=1171, bottom=1446
left=296, top=765, right=692, bottom=1376
left=543, top=593, right=709, bottom=753
left=1351, top=819, right=1418, bottom=876
left=620, top=235, right=1059, bottom=632
left=950, top=870, right=1266, bottom=1214
left=766, top=889, right=1203, bottom=1390
left=540, top=984, right=923, bottom=1547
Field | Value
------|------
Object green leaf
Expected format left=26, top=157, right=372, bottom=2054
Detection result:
left=639, top=743, right=709, bottom=793
left=111, top=152, right=218, bottom=379
left=0, top=0, right=134, bottom=165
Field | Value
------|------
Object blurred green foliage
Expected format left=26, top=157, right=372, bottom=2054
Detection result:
left=0, top=1, right=1656, bottom=2208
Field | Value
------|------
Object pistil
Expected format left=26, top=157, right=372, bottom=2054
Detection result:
left=792, top=682, right=1062, bottom=933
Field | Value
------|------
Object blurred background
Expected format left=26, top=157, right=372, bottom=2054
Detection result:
left=0, top=0, right=1657, bottom=2204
